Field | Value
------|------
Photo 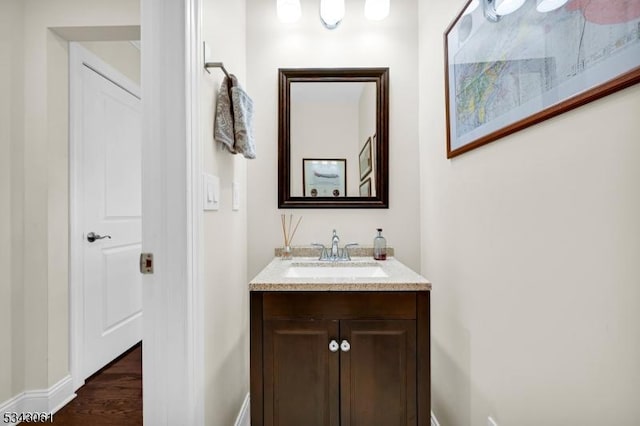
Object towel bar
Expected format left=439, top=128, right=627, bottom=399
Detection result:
left=205, top=62, right=230, bottom=78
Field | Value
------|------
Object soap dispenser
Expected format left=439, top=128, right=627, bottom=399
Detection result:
left=373, top=228, right=387, bottom=260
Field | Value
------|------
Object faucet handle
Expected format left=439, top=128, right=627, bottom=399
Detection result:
left=311, top=243, right=329, bottom=261
left=341, top=243, right=359, bottom=261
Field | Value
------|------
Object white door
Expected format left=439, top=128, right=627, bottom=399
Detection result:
left=79, top=53, right=142, bottom=379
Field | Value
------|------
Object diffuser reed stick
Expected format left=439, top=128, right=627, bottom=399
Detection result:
left=280, top=214, right=302, bottom=258
left=280, top=214, right=288, bottom=246
left=289, top=216, right=302, bottom=245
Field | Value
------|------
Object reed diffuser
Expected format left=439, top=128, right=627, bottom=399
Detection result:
left=280, top=214, right=302, bottom=260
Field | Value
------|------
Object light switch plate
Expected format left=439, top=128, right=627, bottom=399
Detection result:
left=203, top=173, right=220, bottom=211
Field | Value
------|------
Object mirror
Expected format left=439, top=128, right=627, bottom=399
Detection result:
left=278, top=68, right=389, bottom=208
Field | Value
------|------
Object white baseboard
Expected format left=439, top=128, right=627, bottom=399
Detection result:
left=234, top=393, right=250, bottom=426
left=431, top=410, right=441, bottom=426
left=233, top=394, right=436, bottom=426
left=0, top=375, right=76, bottom=425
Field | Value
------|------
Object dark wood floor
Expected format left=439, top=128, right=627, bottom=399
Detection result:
left=24, top=343, right=143, bottom=425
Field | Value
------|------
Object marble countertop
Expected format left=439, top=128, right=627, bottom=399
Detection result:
left=249, top=256, right=431, bottom=292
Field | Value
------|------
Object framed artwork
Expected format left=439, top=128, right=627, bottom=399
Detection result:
left=303, top=159, right=346, bottom=197
left=359, top=137, right=372, bottom=180
left=445, top=0, right=640, bottom=158
left=359, top=178, right=371, bottom=197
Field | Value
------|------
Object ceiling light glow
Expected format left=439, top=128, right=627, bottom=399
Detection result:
left=536, top=0, right=568, bottom=13
left=365, top=0, right=390, bottom=21
left=320, top=0, right=345, bottom=29
left=277, top=0, right=302, bottom=23
left=494, top=0, right=526, bottom=15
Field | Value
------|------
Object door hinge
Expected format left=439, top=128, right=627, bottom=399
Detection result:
left=140, top=253, right=154, bottom=274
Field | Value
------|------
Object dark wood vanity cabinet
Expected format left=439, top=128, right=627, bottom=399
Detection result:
left=263, top=319, right=339, bottom=426
left=251, top=291, right=430, bottom=426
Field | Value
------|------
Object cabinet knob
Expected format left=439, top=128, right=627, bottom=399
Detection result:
left=340, top=340, right=351, bottom=352
left=329, top=340, right=339, bottom=352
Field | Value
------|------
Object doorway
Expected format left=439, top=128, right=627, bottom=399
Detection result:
left=69, top=42, right=143, bottom=390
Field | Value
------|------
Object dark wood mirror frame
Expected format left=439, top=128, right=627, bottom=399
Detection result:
left=278, top=68, right=389, bottom=209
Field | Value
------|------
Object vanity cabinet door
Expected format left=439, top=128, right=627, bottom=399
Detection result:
left=340, top=320, right=417, bottom=426
left=263, top=319, right=340, bottom=426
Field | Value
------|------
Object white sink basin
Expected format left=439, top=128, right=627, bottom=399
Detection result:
left=284, top=265, right=388, bottom=279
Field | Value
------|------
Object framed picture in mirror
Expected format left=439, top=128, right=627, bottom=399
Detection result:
left=359, top=137, right=372, bottom=181
left=359, top=178, right=371, bottom=197
left=303, top=159, right=346, bottom=197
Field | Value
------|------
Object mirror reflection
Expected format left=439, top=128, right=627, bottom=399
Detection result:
left=290, top=82, right=377, bottom=198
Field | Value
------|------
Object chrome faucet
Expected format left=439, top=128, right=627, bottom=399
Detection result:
left=312, top=230, right=359, bottom=262
left=331, top=230, right=340, bottom=258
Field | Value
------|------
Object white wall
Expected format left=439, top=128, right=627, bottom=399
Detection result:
left=0, top=11, right=12, bottom=400
left=45, top=27, right=71, bottom=390
left=0, top=0, right=139, bottom=405
left=0, top=0, right=24, bottom=404
left=200, top=0, right=249, bottom=424
left=247, top=0, right=420, bottom=277
left=419, top=1, right=640, bottom=425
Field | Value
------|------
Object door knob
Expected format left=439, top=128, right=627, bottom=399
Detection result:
left=340, top=340, right=351, bottom=352
left=329, top=340, right=339, bottom=353
left=87, top=232, right=112, bottom=243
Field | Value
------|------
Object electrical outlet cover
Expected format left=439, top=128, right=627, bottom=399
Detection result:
left=232, top=181, right=240, bottom=211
